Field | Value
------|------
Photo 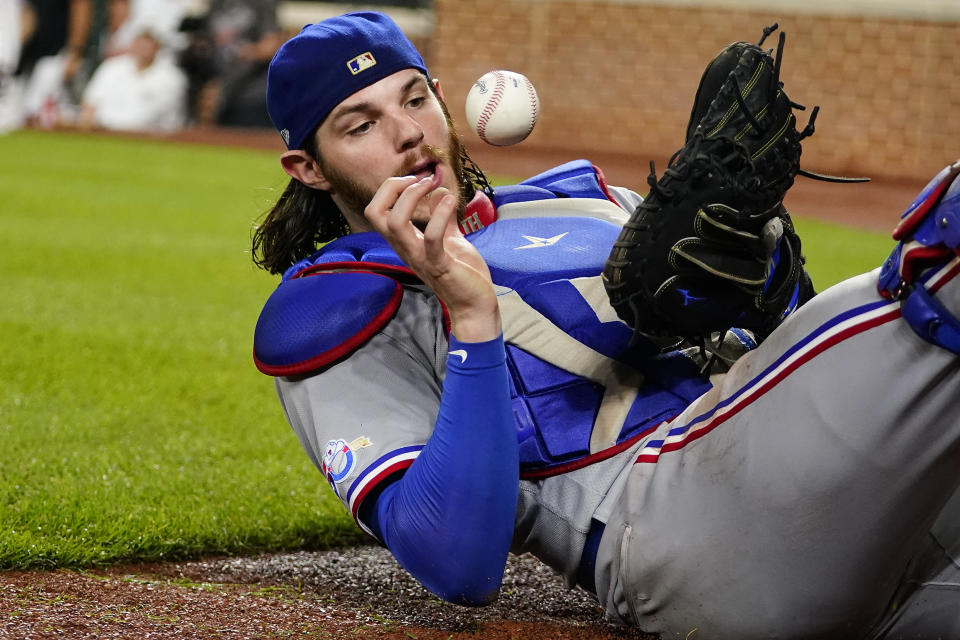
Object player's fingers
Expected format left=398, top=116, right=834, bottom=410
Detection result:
left=384, top=176, right=435, bottom=235
left=440, top=197, right=465, bottom=242
left=423, top=191, right=457, bottom=266
left=365, top=177, right=436, bottom=266
left=364, top=175, right=420, bottom=232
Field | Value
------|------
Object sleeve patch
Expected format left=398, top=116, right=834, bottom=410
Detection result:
left=321, top=436, right=373, bottom=498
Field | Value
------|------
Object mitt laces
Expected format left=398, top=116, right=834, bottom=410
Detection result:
left=646, top=136, right=740, bottom=200
left=760, top=27, right=868, bottom=184
left=730, top=29, right=831, bottom=170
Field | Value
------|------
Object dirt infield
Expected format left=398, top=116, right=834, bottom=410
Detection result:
left=1, top=548, right=655, bottom=640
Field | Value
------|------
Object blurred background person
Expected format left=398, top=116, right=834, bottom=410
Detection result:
left=15, top=0, right=93, bottom=126
left=0, top=0, right=34, bottom=132
left=180, top=0, right=282, bottom=128
left=88, top=0, right=134, bottom=61
left=83, top=0, right=198, bottom=81
left=78, top=26, right=187, bottom=132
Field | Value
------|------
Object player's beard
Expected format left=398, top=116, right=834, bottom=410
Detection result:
left=319, top=122, right=468, bottom=231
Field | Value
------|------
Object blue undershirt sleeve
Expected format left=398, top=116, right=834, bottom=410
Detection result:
left=364, top=333, right=518, bottom=606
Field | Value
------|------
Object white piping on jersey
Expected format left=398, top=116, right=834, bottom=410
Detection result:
left=635, top=298, right=904, bottom=463
left=348, top=448, right=421, bottom=537
left=634, top=258, right=960, bottom=463
left=496, top=197, right=631, bottom=226
left=497, top=288, right=644, bottom=453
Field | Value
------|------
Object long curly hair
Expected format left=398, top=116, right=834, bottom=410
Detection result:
left=251, top=82, right=491, bottom=275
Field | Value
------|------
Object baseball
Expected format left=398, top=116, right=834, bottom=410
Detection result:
left=465, top=70, right=540, bottom=146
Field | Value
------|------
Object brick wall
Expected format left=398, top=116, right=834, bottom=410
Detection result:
left=428, top=0, right=960, bottom=182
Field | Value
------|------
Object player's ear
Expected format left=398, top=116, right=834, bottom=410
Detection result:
left=280, top=150, right=331, bottom=191
left=432, top=78, right=445, bottom=101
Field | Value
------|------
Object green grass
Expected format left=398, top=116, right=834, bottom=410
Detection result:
left=0, top=130, right=365, bottom=570
left=0, top=130, right=894, bottom=570
left=792, top=217, right=890, bottom=289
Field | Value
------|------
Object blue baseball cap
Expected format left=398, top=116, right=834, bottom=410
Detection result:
left=266, top=11, right=428, bottom=150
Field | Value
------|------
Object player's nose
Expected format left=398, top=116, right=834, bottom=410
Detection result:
left=391, top=111, right=424, bottom=152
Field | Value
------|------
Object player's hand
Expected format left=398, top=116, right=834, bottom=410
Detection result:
left=365, top=176, right=501, bottom=343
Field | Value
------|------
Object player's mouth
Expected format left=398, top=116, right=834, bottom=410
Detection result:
left=405, top=159, right=442, bottom=191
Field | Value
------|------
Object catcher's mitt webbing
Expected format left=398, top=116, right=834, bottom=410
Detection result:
left=603, top=26, right=829, bottom=341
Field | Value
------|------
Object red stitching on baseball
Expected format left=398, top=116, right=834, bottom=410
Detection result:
left=476, top=71, right=506, bottom=141
left=524, top=77, right=538, bottom=136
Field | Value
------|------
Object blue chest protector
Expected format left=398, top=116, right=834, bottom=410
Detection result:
left=254, top=160, right=712, bottom=476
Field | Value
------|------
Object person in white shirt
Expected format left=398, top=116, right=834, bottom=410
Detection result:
left=79, top=27, right=187, bottom=132
left=0, top=0, right=33, bottom=132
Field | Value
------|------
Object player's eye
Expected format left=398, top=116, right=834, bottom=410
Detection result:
left=347, top=121, right=373, bottom=136
left=406, top=96, right=426, bottom=109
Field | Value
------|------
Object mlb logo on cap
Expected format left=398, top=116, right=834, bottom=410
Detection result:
left=348, top=52, right=376, bottom=75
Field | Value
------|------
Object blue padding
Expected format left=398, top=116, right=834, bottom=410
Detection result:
left=470, top=217, right=621, bottom=289
left=363, top=244, right=409, bottom=265
left=637, top=351, right=712, bottom=406
left=507, top=343, right=583, bottom=394
left=254, top=271, right=400, bottom=371
left=518, top=279, right=642, bottom=361
left=504, top=342, right=709, bottom=469
left=518, top=159, right=608, bottom=200
left=621, top=381, right=697, bottom=439
left=914, top=177, right=960, bottom=250
left=527, top=384, right=599, bottom=459
left=282, top=233, right=405, bottom=282
left=490, top=184, right=558, bottom=207
left=507, top=344, right=600, bottom=465
left=900, top=164, right=952, bottom=224
left=902, top=285, right=960, bottom=354
left=878, top=244, right=904, bottom=297
left=490, top=160, right=609, bottom=208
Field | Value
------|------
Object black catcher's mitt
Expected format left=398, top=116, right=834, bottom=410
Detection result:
left=603, top=26, right=857, bottom=341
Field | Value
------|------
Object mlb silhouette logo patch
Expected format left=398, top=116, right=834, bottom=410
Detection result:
left=347, top=52, right=376, bottom=75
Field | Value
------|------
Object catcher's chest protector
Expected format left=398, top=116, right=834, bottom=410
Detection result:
left=254, top=163, right=714, bottom=476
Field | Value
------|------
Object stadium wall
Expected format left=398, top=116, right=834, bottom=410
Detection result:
left=423, top=0, right=960, bottom=182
